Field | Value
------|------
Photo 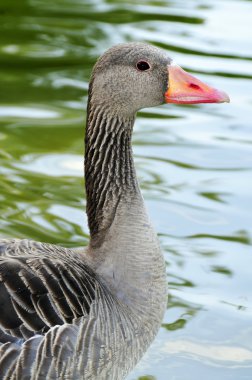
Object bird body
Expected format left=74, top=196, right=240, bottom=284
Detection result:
left=0, top=43, right=229, bottom=379
left=0, top=235, right=165, bottom=380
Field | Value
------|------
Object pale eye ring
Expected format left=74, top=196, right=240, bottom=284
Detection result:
left=136, top=61, right=150, bottom=71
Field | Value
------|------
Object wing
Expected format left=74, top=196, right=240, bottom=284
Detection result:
left=0, top=239, right=118, bottom=379
left=0, top=239, right=96, bottom=340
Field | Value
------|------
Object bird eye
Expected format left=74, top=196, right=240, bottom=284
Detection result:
left=136, top=61, right=150, bottom=71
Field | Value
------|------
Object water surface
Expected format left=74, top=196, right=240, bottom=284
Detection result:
left=0, top=0, right=252, bottom=379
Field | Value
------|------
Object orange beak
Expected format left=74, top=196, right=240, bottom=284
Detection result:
left=165, top=64, right=230, bottom=104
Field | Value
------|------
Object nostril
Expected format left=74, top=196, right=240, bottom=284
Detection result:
left=189, top=83, right=201, bottom=90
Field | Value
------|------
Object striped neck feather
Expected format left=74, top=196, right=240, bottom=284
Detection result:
left=85, top=104, right=139, bottom=247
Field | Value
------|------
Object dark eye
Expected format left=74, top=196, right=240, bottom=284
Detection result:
left=136, top=61, right=150, bottom=71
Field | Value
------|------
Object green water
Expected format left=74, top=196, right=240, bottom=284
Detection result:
left=0, top=0, right=252, bottom=379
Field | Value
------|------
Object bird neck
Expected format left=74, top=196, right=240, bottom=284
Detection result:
left=85, top=101, right=139, bottom=248
left=85, top=97, right=167, bottom=323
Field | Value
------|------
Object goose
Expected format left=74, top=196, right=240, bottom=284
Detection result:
left=0, top=42, right=229, bottom=380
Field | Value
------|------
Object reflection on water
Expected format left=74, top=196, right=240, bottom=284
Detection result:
left=0, top=0, right=252, bottom=379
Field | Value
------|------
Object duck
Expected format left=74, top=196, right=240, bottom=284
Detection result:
left=0, top=42, right=229, bottom=380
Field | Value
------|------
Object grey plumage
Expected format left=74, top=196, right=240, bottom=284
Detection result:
left=0, top=43, right=170, bottom=379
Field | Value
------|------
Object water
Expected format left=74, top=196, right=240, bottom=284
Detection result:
left=0, top=0, right=252, bottom=379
